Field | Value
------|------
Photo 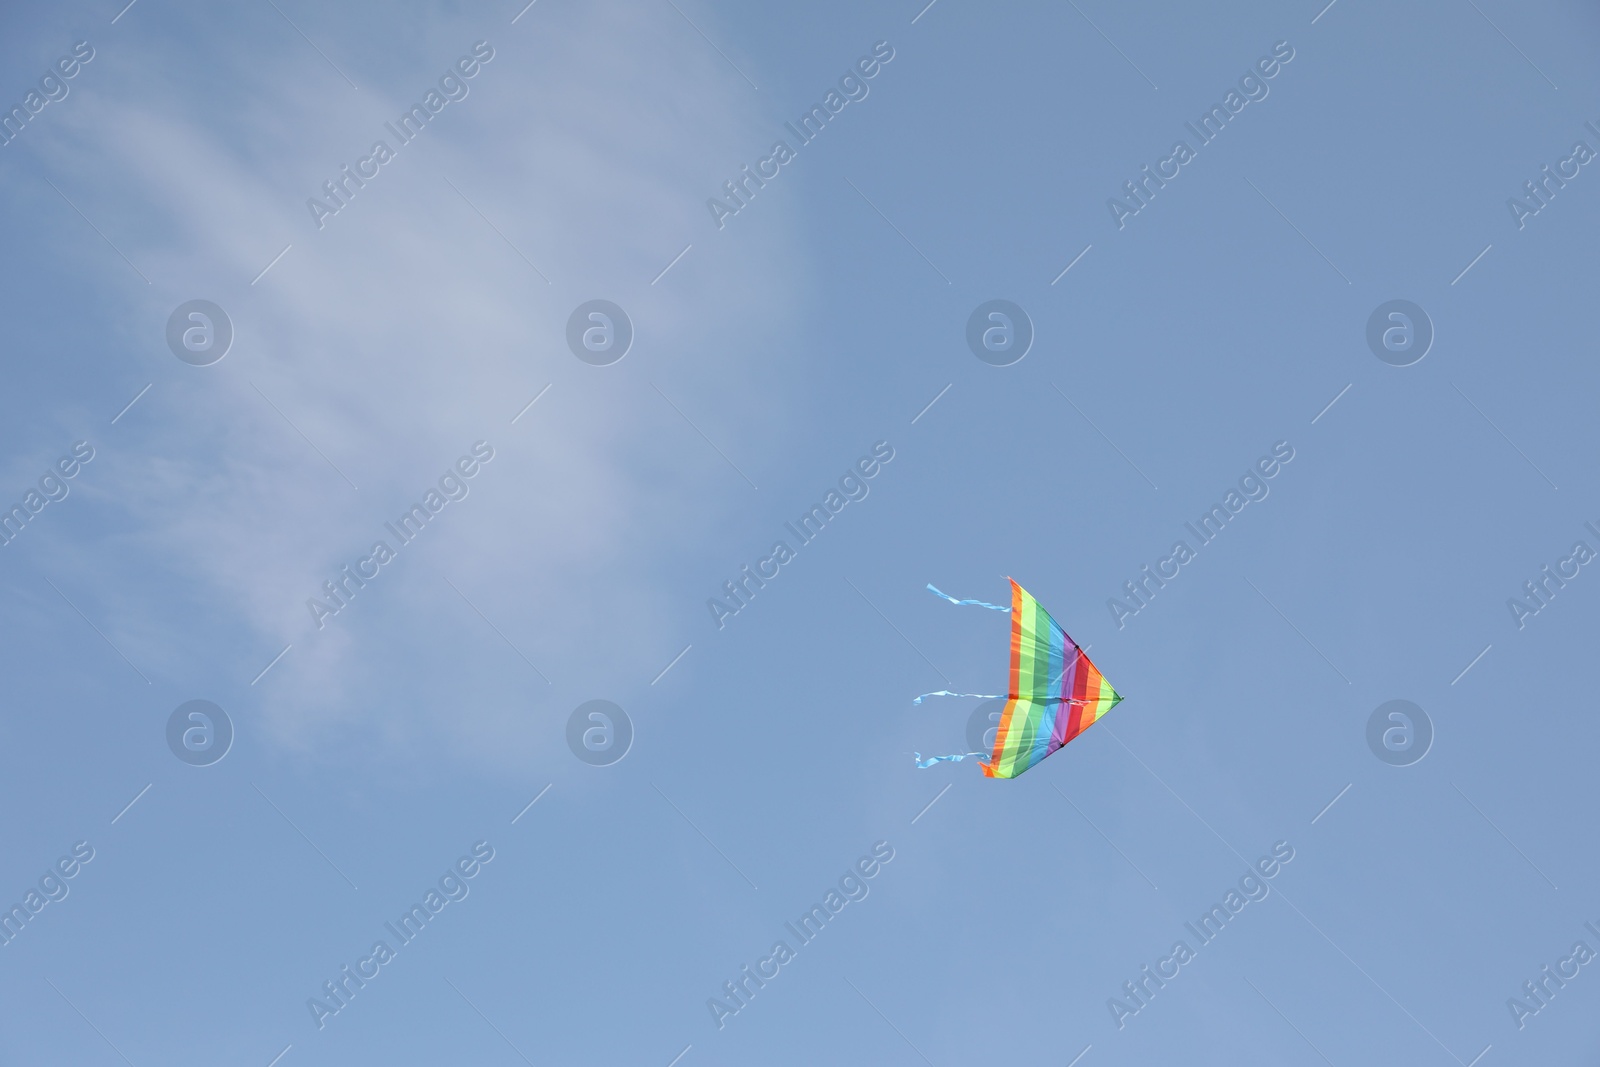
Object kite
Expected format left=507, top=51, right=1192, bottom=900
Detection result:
left=913, top=578, right=1123, bottom=779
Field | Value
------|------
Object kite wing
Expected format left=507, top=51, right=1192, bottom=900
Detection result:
left=984, top=579, right=1122, bottom=778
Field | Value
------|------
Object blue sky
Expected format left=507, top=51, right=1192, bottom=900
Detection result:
left=3, top=0, right=1600, bottom=1064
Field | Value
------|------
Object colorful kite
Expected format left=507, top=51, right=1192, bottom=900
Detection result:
left=913, top=579, right=1122, bottom=779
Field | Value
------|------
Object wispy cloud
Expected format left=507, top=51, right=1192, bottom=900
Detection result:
left=17, top=0, right=806, bottom=767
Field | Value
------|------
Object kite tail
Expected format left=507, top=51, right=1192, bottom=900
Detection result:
left=913, top=692, right=1102, bottom=706
left=925, top=584, right=1008, bottom=611
left=911, top=690, right=1004, bottom=705
left=914, top=751, right=989, bottom=768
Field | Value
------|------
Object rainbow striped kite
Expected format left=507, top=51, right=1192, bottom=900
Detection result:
left=913, top=579, right=1122, bottom=779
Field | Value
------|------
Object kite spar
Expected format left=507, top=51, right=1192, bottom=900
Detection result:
left=913, top=579, right=1123, bottom=779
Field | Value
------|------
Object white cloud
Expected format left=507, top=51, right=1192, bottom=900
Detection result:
left=27, top=0, right=809, bottom=767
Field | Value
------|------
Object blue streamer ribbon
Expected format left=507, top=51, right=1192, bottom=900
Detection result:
left=914, top=751, right=988, bottom=768
left=925, top=583, right=1008, bottom=611
left=911, top=690, right=1003, bottom=705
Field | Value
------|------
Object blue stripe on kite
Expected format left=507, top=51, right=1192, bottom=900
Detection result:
left=1022, top=618, right=1070, bottom=770
left=1028, top=701, right=1061, bottom=769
